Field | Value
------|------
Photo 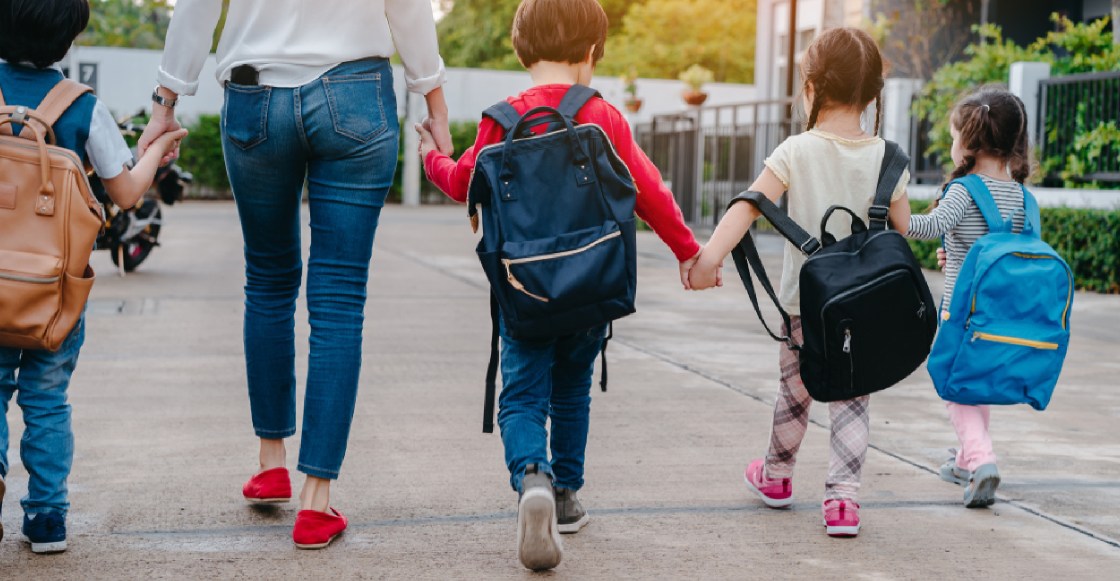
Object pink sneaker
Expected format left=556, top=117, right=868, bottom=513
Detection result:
left=743, top=459, right=792, bottom=508
left=822, top=499, right=860, bottom=537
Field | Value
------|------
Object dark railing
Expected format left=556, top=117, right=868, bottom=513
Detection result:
left=634, top=98, right=799, bottom=229
left=1038, top=71, right=1120, bottom=184
left=909, top=99, right=946, bottom=185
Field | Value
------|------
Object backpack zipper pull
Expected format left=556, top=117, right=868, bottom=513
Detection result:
left=843, top=329, right=852, bottom=353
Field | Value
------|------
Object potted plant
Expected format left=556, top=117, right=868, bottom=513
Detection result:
left=679, top=64, right=713, bottom=107
left=620, top=68, right=643, bottom=113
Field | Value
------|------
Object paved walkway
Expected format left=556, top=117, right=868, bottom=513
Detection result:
left=2, top=203, right=1118, bottom=579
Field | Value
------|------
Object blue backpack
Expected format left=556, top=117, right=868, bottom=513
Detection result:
left=469, top=85, right=638, bottom=431
left=927, top=175, right=1074, bottom=410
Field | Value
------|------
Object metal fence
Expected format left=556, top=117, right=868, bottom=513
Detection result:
left=908, top=102, right=946, bottom=185
left=634, top=98, right=799, bottom=229
left=1038, top=71, right=1120, bottom=185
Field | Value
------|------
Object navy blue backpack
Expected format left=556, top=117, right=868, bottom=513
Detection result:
left=468, top=85, right=638, bottom=432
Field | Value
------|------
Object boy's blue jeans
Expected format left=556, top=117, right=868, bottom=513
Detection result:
left=221, top=59, right=398, bottom=479
left=0, top=315, right=84, bottom=516
left=498, top=320, right=606, bottom=493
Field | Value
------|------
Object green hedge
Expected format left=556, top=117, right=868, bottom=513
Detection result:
left=907, top=199, right=1120, bottom=293
left=179, top=114, right=230, bottom=195
left=176, top=115, right=481, bottom=200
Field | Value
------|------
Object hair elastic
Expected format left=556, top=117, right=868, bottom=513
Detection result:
left=981, top=104, right=991, bottom=113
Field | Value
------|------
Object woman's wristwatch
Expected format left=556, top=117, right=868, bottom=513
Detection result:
left=151, top=86, right=179, bottom=109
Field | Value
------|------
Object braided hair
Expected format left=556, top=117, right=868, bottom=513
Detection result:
left=801, top=27, right=886, bottom=135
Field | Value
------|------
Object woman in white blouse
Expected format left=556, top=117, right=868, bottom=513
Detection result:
left=139, top=0, right=453, bottom=549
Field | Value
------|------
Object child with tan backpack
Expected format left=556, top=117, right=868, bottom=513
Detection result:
left=0, top=0, right=184, bottom=553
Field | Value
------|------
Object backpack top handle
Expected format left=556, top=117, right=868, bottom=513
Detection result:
left=496, top=106, right=594, bottom=189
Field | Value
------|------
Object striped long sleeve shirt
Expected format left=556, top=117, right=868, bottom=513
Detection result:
left=907, top=174, right=1026, bottom=309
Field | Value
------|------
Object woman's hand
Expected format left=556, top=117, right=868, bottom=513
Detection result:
left=138, top=89, right=182, bottom=166
left=937, top=247, right=947, bottom=270
left=424, top=87, right=454, bottom=155
left=415, top=120, right=439, bottom=161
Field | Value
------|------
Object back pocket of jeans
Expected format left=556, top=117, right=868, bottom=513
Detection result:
left=223, top=84, right=270, bottom=150
left=323, top=73, right=387, bottom=143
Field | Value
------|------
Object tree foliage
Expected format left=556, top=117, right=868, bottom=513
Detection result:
left=600, top=0, right=755, bottom=83
left=80, top=0, right=173, bottom=49
left=436, top=0, right=754, bottom=83
left=869, top=0, right=979, bottom=80
left=436, top=0, right=523, bottom=70
left=913, top=15, right=1119, bottom=174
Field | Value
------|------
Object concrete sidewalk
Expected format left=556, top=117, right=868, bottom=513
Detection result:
left=2, top=203, right=1117, bottom=579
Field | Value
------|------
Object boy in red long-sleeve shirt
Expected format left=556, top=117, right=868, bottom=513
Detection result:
left=416, top=0, right=701, bottom=571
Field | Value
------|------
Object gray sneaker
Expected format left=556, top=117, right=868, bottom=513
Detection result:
left=516, top=464, right=562, bottom=571
left=963, top=463, right=1001, bottom=508
left=939, top=449, right=970, bottom=486
left=555, top=487, right=589, bottom=534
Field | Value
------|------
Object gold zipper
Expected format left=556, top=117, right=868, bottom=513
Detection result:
left=501, top=230, right=621, bottom=303
left=0, top=272, right=59, bottom=284
left=971, top=332, right=1058, bottom=350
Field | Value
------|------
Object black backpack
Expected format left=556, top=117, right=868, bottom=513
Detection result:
left=728, top=141, right=937, bottom=402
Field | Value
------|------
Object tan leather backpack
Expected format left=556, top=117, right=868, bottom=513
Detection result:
left=0, top=80, right=104, bottom=352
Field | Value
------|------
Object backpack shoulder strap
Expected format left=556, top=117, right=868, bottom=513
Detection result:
left=950, top=174, right=1005, bottom=232
left=869, top=140, right=910, bottom=229
left=35, top=79, right=93, bottom=127
left=556, top=84, right=601, bottom=121
left=725, top=191, right=820, bottom=351
left=482, top=101, right=521, bottom=134
left=0, top=79, right=92, bottom=142
left=1021, top=185, right=1043, bottom=239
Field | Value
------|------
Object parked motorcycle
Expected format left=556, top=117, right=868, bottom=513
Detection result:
left=90, top=115, right=193, bottom=276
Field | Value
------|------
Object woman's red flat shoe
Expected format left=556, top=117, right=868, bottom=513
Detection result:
left=242, top=467, right=292, bottom=503
left=293, top=507, right=347, bottom=549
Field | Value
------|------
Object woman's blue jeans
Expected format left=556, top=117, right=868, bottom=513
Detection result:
left=498, top=321, right=606, bottom=493
left=221, top=59, right=398, bottom=480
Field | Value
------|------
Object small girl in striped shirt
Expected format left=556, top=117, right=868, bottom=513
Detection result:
left=907, top=86, right=1031, bottom=508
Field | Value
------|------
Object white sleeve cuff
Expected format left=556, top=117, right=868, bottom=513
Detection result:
left=157, top=66, right=200, bottom=97
left=405, top=60, right=447, bottom=95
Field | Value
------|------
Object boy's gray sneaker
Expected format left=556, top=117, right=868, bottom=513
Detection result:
left=939, top=450, right=970, bottom=486
left=516, top=464, right=562, bottom=571
left=963, top=463, right=1000, bottom=508
left=555, top=487, right=589, bottom=534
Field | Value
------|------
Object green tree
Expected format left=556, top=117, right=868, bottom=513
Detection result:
left=869, top=0, right=979, bottom=80
left=79, top=0, right=173, bottom=49
left=599, top=0, right=755, bottom=83
left=436, top=0, right=749, bottom=81
left=913, top=15, right=1118, bottom=180
left=436, top=0, right=523, bottom=70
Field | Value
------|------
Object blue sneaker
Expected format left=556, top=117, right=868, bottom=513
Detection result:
left=23, top=511, right=67, bottom=553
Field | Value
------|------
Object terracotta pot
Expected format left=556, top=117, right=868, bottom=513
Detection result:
left=682, top=90, right=708, bottom=106
left=624, top=97, right=643, bottom=113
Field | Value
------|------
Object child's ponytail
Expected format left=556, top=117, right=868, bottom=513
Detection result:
left=947, top=87, right=1033, bottom=185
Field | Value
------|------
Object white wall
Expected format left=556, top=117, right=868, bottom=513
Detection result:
left=70, top=46, right=755, bottom=124
left=909, top=184, right=1120, bottom=210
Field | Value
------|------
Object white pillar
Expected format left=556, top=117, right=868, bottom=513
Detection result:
left=1008, top=61, right=1051, bottom=145
left=881, top=78, right=923, bottom=155
left=402, top=92, right=424, bottom=207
